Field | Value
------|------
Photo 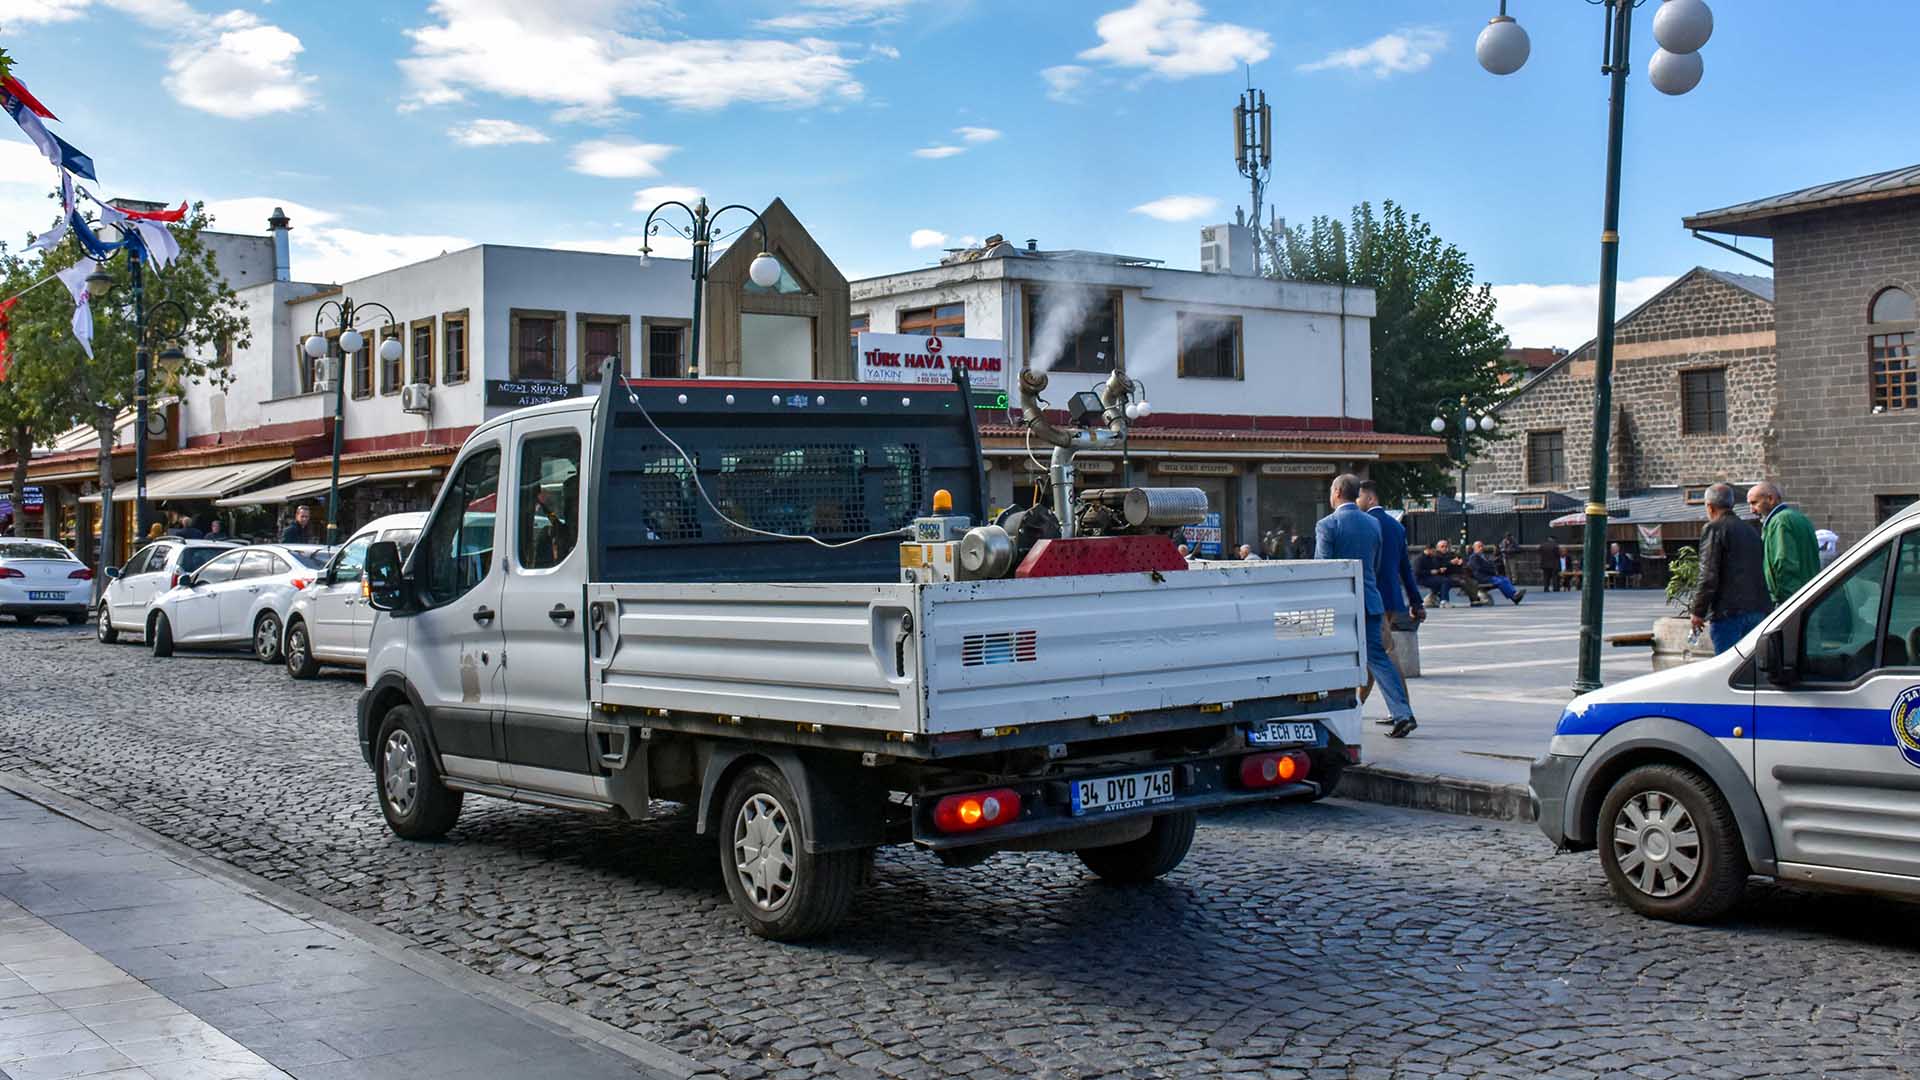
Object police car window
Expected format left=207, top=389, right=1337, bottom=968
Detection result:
left=1802, top=543, right=1891, bottom=682
left=1881, top=532, right=1920, bottom=667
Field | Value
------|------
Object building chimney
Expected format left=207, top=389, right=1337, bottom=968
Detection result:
left=267, top=207, right=291, bottom=282
left=1026, top=238, right=1037, bottom=251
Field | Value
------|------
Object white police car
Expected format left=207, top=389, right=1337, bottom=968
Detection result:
left=1533, top=498, right=1920, bottom=921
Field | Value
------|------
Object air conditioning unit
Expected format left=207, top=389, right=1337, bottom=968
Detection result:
left=401, top=383, right=432, bottom=414
left=1200, top=223, right=1255, bottom=276
left=313, top=379, right=336, bottom=395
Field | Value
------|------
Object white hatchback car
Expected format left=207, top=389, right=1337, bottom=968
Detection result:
left=98, top=539, right=240, bottom=643
left=284, top=513, right=427, bottom=678
left=0, top=539, right=93, bottom=625
left=144, top=544, right=333, bottom=660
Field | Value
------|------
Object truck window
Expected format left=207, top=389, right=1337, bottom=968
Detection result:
left=418, top=446, right=501, bottom=607
left=1880, top=531, right=1920, bottom=667
left=1802, top=543, right=1891, bottom=682
left=516, top=431, right=580, bottom=570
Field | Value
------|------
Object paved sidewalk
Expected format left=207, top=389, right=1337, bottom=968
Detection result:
left=0, top=786, right=668, bottom=1080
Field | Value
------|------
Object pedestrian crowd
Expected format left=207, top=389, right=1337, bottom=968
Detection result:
left=1686, top=481, right=1822, bottom=654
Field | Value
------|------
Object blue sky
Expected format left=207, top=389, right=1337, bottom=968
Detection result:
left=2, top=0, right=1912, bottom=349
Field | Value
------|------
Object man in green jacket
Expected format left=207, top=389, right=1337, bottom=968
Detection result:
left=1748, top=481, right=1821, bottom=604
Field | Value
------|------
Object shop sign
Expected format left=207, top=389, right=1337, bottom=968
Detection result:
left=1637, top=524, right=1664, bottom=557
left=1182, top=511, right=1223, bottom=557
left=1015, top=457, right=1116, bottom=474
left=1157, top=461, right=1235, bottom=477
left=856, top=333, right=1007, bottom=391
left=486, top=379, right=580, bottom=409
left=1260, top=463, right=1334, bottom=476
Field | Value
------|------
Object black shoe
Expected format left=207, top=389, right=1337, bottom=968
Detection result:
left=1373, top=717, right=1397, bottom=726
left=1512, top=589, right=1527, bottom=605
left=1387, top=717, right=1418, bottom=739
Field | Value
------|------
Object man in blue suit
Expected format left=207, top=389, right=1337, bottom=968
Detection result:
left=1315, top=473, right=1417, bottom=739
left=1358, top=480, right=1424, bottom=729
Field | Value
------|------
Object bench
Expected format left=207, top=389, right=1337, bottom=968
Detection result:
left=1609, top=631, right=1655, bottom=649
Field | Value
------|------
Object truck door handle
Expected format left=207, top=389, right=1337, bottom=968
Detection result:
left=548, top=604, right=575, bottom=625
left=472, top=605, right=495, bottom=625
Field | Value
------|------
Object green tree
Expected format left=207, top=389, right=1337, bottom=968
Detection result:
left=6, top=204, right=249, bottom=573
left=1266, top=201, right=1515, bottom=504
left=1, top=244, right=68, bottom=538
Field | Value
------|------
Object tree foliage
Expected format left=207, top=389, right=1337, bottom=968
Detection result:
left=1265, top=201, right=1515, bottom=504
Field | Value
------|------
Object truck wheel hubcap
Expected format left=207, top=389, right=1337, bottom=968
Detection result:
left=1613, top=790, right=1699, bottom=898
left=733, top=793, right=796, bottom=912
left=383, top=730, right=418, bottom=814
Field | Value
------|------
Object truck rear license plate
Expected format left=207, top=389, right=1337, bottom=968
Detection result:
left=1248, top=721, right=1320, bottom=746
left=1071, top=769, right=1175, bottom=815
left=26, top=591, right=63, bottom=601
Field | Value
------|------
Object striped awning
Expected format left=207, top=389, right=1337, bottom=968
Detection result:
left=213, top=468, right=442, bottom=508
left=79, top=459, right=292, bottom=505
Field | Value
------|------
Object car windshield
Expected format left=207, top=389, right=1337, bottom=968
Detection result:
left=0, top=543, right=70, bottom=561
left=288, top=550, right=329, bottom=570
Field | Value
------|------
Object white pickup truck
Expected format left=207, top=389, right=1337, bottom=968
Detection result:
left=357, top=371, right=1365, bottom=938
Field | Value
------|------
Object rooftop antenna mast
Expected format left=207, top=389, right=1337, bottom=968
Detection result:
left=1233, top=73, right=1273, bottom=250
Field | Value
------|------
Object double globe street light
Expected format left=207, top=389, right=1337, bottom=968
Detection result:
left=638, top=196, right=783, bottom=379
left=1474, top=0, right=1714, bottom=694
left=303, top=300, right=402, bottom=544
left=1431, top=405, right=1497, bottom=549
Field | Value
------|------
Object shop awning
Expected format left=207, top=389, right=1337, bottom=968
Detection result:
left=79, top=459, right=292, bottom=505
left=213, top=468, right=442, bottom=508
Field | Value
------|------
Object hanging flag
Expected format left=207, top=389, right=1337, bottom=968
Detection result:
left=27, top=172, right=73, bottom=253
left=53, top=260, right=98, bottom=359
left=131, top=219, right=180, bottom=272
left=0, top=89, right=94, bottom=180
left=118, top=202, right=187, bottom=223
left=0, top=297, right=18, bottom=383
left=0, top=76, right=57, bottom=120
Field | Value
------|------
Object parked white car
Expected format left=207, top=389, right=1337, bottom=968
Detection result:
left=98, top=540, right=240, bottom=643
left=284, top=513, right=427, bottom=678
left=144, top=544, right=333, bottom=660
left=0, top=539, right=93, bottom=625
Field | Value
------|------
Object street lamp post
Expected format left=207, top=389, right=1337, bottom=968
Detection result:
left=84, top=258, right=190, bottom=543
left=637, top=197, right=783, bottom=378
left=1476, top=0, right=1715, bottom=693
left=303, top=298, right=402, bottom=544
left=1430, top=401, right=1497, bottom=549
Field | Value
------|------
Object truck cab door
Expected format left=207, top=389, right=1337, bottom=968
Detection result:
left=407, top=441, right=508, bottom=784
left=1754, top=526, right=1920, bottom=883
left=498, top=413, right=597, bottom=799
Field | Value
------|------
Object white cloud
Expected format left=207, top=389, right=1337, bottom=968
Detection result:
left=912, top=145, right=966, bottom=159
left=1078, top=0, right=1271, bottom=78
left=552, top=234, right=694, bottom=260
left=569, top=138, right=677, bottom=178
left=1041, top=64, right=1091, bottom=103
left=632, top=185, right=702, bottom=211
left=869, top=44, right=901, bottom=60
left=1130, top=194, right=1219, bottom=223
left=1299, top=27, right=1447, bottom=78
left=201, top=197, right=471, bottom=285
left=2, top=0, right=92, bottom=26
left=955, top=126, right=1000, bottom=143
left=757, top=0, right=915, bottom=31
left=908, top=228, right=947, bottom=249
left=1491, top=276, right=1677, bottom=351
left=401, top=0, right=866, bottom=112
left=447, top=118, right=550, bottom=146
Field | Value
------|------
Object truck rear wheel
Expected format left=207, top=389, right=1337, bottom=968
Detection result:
left=375, top=706, right=463, bottom=841
left=719, top=764, right=860, bottom=941
left=1077, top=810, right=1197, bottom=884
left=1598, top=764, right=1746, bottom=922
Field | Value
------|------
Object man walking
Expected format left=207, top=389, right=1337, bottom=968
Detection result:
left=1359, top=481, right=1424, bottom=727
left=1747, top=481, right=1821, bottom=605
left=1316, top=474, right=1417, bottom=739
left=280, top=504, right=316, bottom=545
left=1691, top=483, right=1772, bottom=654
left=1468, top=540, right=1526, bottom=604
left=1539, top=535, right=1563, bottom=592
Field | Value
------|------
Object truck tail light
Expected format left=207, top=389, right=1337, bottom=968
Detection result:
left=1239, top=750, right=1311, bottom=789
left=0, top=567, right=23, bottom=579
left=68, top=568, right=93, bottom=580
left=931, top=788, right=1022, bottom=834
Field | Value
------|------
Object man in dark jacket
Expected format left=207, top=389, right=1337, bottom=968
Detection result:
left=1690, top=483, right=1773, bottom=654
left=1539, top=536, right=1563, bottom=591
left=1414, top=544, right=1453, bottom=607
left=1468, top=541, right=1525, bottom=604
left=280, top=504, right=316, bottom=545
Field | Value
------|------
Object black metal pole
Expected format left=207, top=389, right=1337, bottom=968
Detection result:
left=325, top=298, right=351, bottom=545
left=1575, top=0, right=1634, bottom=694
left=130, top=249, right=151, bottom=541
left=687, top=201, right=709, bottom=378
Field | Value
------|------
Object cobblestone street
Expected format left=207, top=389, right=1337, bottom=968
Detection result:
left=4, top=623, right=1919, bottom=1079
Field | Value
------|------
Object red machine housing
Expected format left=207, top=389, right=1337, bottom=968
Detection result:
left=1013, top=535, right=1189, bottom=578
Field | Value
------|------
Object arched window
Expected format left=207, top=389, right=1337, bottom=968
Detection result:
left=1871, top=287, right=1917, bottom=324
left=1870, top=288, right=1918, bottom=411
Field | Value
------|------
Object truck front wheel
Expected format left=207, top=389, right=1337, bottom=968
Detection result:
left=375, top=706, right=463, bottom=841
left=719, top=764, right=860, bottom=941
left=1078, top=810, right=1197, bottom=884
left=1598, top=764, right=1747, bottom=922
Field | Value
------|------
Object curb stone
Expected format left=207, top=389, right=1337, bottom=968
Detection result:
left=1336, top=764, right=1537, bottom=823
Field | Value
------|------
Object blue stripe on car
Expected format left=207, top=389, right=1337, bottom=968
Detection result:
left=1557, top=701, right=1893, bottom=746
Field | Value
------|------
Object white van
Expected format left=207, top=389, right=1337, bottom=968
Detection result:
left=1532, top=500, right=1920, bottom=921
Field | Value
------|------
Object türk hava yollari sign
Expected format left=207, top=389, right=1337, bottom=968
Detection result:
left=856, top=333, right=1007, bottom=391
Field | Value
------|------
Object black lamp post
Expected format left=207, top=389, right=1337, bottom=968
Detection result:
left=1475, top=0, right=1715, bottom=693
left=84, top=261, right=190, bottom=542
left=1430, top=399, right=1498, bottom=548
left=637, top=197, right=783, bottom=377
left=302, top=297, right=401, bottom=544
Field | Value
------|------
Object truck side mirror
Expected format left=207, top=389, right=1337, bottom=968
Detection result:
left=1760, top=627, right=1796, bottom=687
left=364, top=540, right=407, bottom=612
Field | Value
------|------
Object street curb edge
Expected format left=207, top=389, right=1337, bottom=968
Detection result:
left=1336, top=764, right=1536, bottom=823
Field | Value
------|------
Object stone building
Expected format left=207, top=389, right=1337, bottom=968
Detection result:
left=1473, top=266, right=1777, bottom=500
left=1685, top=163, right=1920, bottom=546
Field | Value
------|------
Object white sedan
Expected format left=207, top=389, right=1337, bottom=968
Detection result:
left=145, top=544, right=332, bottom=660
left=0, top=539, right=93, bottom=625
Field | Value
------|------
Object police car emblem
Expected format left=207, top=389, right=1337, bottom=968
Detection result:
left=1892, top=685, right=1920, bottom=769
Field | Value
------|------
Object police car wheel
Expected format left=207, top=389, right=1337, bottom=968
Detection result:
left=1598, top=764, right=1747, bottom=923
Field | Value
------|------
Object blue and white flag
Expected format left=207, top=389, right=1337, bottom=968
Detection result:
left=1, top=89, right=94, bottom=180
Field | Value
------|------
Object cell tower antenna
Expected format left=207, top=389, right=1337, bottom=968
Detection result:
left=1233, top=82, right=1273, bottom=261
